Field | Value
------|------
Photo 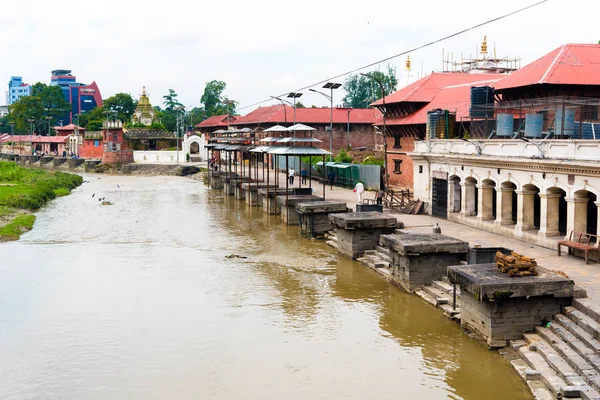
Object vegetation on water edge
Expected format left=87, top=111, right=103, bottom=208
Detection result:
left=0, top=161, right=82, bottom=210
left=0, top=214, right=36, bottom=241
left=0, top=161, right=82, bottom=241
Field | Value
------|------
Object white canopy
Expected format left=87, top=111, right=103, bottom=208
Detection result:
left=263, top=125, right=289, bottom=132
left=286, top=123, right=316, bottom=131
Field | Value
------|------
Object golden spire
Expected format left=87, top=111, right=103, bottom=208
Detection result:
left=406, top=56, right=411, bottom=71
left=481, top=36, right=488, bottom=56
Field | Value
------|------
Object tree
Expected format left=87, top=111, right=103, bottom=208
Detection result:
left=78, top=106, right=105, bottom=131
left=0, top=116, right=10, bottom=134
left=27, top=83, right=71, bottom=133
left=295, top=101, right=306, bottom=109
left=163, top=89, right=183, bottom=111
left=8, top=96, right=44, bottom=133
left=342, top=64, right=398, bottom=108
left=104, top=93, right=136, bottom=123
left=200, top=80, right=237, bottom=117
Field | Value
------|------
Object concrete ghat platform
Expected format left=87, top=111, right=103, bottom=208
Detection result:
left=448, top=264, right=574, bottom=348
left=277, top=195, right=322, bottom=224
left=329, top=212, right=398, bottom=259
left=380, top=233, right=468, bottom=292
left=258, top=188, right=292, bottom=214
left=296, top=201, right=349, bottom=237
left=209, top=171, right=226, bottom=189
left=241, top=182, right=270, bottom=206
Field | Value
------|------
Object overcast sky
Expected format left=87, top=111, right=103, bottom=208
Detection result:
left=1, top=0, right=598, bottom=114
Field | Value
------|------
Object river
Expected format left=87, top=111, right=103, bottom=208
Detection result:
left=0, top=174, right=531, bottom=399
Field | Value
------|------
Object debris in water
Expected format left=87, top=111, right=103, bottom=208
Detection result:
left=101, top=201, right=113, bottom=206
left=225, top=254, right=247, bottom=259
left=92, top=193, right=95, bottom=197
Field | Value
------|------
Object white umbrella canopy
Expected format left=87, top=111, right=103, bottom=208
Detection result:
left=286, top=123, right=316, bottom=131
left=262, top=125, right=289, bottom=132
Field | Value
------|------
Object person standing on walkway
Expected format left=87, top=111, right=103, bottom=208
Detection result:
left=288, top=168, right=295, bottom=184
left=354, top=180, right=365, bottom=203
left=301, top=168, right=308, bottom=184
left=376, top=189, right=385, bottom=205
left=327, top=170, right=336, bottom=190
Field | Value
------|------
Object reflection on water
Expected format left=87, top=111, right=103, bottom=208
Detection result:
left=0, top=175, right=531, bottom=399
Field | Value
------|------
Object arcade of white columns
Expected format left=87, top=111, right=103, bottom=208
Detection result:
left=412, top=151, right=600, bottom=249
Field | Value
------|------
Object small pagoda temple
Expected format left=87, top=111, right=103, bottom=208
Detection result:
left=131, top=86, right=157, bottom=126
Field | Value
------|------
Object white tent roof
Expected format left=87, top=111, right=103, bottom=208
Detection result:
left=286, top=123, right=316, bottom=131
left=263, top=125, right=288, bottom=132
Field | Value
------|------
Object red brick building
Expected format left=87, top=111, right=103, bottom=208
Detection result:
left=371, top=73, right=503, bottom=188
left=197, top=105, right=382, bottom=151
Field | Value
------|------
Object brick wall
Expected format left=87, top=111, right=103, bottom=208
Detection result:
left=309, top=125, right=378, bottom=151
left=386, top=136, right=415, bottom=189
left=79, top=140, right=104, bottom=159
left=103, top=150, right=134, bottom=165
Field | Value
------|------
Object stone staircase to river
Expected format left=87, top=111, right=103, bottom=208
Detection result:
left=512, top=298, right=600, bottom=399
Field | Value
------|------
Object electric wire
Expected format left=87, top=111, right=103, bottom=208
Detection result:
left=238, top=0, right=548, bottom=111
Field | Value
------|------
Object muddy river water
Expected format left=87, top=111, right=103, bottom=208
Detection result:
left=0, top=175, right=531, bottom=399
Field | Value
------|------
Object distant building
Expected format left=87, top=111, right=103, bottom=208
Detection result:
left=50, top=70, right=103, bottom=125
left=131, top=87, right=157, bottom=126
left=6, top=76, right=31, bottom=105
left=0, top=105, right=8, bottom=118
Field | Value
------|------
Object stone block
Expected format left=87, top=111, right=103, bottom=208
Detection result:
left=329, top=212, right=397, bottom=230
left=525, top=369, right=541, bottom=380
left=561, top=386, right=584, bottom=398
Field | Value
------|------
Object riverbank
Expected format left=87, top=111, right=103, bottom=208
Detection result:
left=0, top=161, right=82, bottom=241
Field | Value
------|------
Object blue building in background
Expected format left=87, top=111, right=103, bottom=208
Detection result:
left=50, top=70, right=103, bottom=125
left=6, top=76, right=32, bottom=105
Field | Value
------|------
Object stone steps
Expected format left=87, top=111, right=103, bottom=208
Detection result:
left=573, top=299, right=600, bottom=324
left=422, top=285, right=450, bottom=306
left=554, top=313, right=600, bottom=354
left=415, top=285, right=461, bottom=320
left=511, top=358, right=558, bottom=400
left=522, top=333, right=600, bottom=398
left=432, top=280, right=461, bottom=297
left=564, top=306, right=600, bottom=341
left=551, top=315, right=600, bottom=371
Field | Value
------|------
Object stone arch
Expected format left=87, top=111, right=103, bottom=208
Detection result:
left=463, top=176, right=478, bottom=216
left=573, top=190, right=598, bottom=236
left=478, top=179, right=497, bottom=221
left=517, top=184, right=541, bottom=231
left=183, top=135, right=206, bottom=161
left=448, top=175, right=461, bottom=213
left=541, top=187, right=567, bottom=237
left=497, top=181, right=517, bottom=226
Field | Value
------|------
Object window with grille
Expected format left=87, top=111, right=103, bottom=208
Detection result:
left=393, top=159, right=402, bottom=174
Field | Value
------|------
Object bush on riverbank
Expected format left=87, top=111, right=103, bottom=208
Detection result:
left=0, top=214, right=36, bottom=241
left=0, top=161, right=83, bottom=211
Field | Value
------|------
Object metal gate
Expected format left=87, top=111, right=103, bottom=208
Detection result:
left=432, top=178, right=448, bottom=219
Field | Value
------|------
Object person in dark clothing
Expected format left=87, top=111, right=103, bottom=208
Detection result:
left=376, top=189, right=385, bottom=205
left=301, top=168, right=308, bottom=184
left=327, top=170, right=336, bottom=190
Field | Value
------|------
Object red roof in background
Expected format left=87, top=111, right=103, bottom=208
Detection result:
left=372, top=73, right=502, bottom=106
left=55, top=124, right=84, bottom=131
left=383, top=76, right=502, bottom=126
left=0, top=135, right=38, bottom=143
left=234, top=105, right=382, bottom=126
left=494, top=44, right=600, bottom=91
left=32, top=136, right=69, bottom=143
left=196, top=114, right=236, bottom=128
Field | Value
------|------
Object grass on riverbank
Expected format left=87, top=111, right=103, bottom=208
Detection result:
left=0, top=214, right=36, bottom=241
left=0, top=161, right=82, bottom=241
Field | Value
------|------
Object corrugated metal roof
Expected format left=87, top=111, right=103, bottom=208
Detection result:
left=268, top=146, right=330, bottom=155
left=278, top=137, right=322, bottom=143
left=371, top=73, right=502, bottom=106
left=495, top=44, right=600, bottom=91
left=195, top=114, right=236, bottom=128
left=234, top=105, right=382, bottom=126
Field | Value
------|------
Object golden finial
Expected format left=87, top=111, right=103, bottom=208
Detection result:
left=406, top=56, right=411, bottom=71
left=481, top=36, right=488, bottom=55
left=141, top=86, right=147, bottom=96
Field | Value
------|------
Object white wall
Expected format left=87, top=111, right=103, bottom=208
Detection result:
left=134, top=150, right=183, bottom=164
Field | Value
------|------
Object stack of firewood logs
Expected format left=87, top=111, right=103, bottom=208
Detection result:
left=495, top=251, right=538, bottom=277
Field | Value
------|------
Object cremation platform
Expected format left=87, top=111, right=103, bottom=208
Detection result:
left=295, top=201, right=349, bottom=237
left=380, top=233, right=468, bottom=292
left=276, top=195, right=322, bottom=225
left=329, top=212, right=398, bottom=259
left=448, top=263, right=574, bottom=348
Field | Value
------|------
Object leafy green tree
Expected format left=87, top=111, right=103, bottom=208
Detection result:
left=0, top=116, right=11, bottom=134
left=295, top=101, right=306, bottom=109
left=153, top=107, right=177, bottom=132
left=78, top=106, right=105, bottom=131
left=104, top=93, right=136, bottom=123
left=23, top=83, right=71, bottom=133
left=163, top=89, right=183, bottom=111
left=200, top=80, right=237, bottom=117
left=342, top=64, right=398, bottom=108
left=188, top=107, right=206, bottom=127
left=9, top=96, right=45, bottom=133
left=333, top=148, right=353, bottom=163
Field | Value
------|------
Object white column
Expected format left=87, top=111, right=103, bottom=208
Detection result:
left=538, top=193, right=562, bottom=237
left=462, top=181, right=476, bottom=216
left=596, top=201, right=600, bottom=239
left=515, top=189, right=537, bottom=232
left=566, top=197, right=588, bottom=237
left=495, top=188, right=515, bottom=226
left=448, top=181, right=455, bottom=213
left=477, top=183, right=495, bottom=221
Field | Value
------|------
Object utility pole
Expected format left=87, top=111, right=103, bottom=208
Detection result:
left=310, top=82, right=340, bottom=162
left=361, top=73, right=388, bottom=190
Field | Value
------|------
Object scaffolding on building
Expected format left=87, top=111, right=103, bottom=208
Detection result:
left=442, top=36, right=520, bottom=74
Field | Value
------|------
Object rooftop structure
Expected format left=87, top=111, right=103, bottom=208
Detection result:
left=50, top=69, right=103, bottom=125
left=131, top=86, right=157, bottom=126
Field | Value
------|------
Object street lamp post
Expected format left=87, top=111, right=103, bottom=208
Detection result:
left=310, top=82, right=340, bottom=162
left=45, top=116, right=53, bottom=136
left=174, top=105, right=185, bottom=165
left=361, top=73, right=388, bottom=190
left=270, top=96, right=290, bottom=127
left=287, top=92, right=303, bottom=125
